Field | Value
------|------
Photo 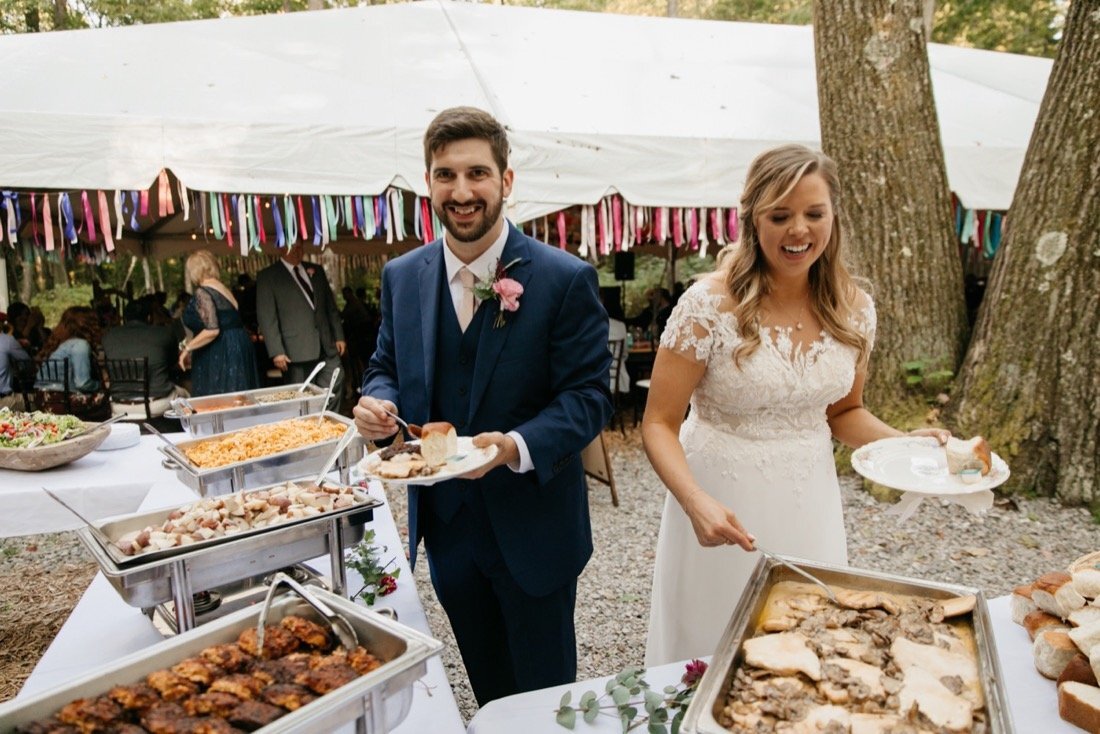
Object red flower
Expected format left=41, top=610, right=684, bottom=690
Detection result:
left=379, top=575, right=398, bottom=596
left=681, top=659, right=707, bottom=688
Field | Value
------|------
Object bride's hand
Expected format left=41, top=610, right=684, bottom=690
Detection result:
left=908, top=427, right=951, bottom=445
left=682, top=491, right=755, bottom=551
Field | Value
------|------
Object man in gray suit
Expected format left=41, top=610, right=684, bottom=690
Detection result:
left=256, top=242, right=346, bottom=408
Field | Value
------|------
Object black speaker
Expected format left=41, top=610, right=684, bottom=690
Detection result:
left=614, top=252, right=635, bottom=281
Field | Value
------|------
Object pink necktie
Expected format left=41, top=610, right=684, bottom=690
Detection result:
left=457, top=267, right=477, bottom=332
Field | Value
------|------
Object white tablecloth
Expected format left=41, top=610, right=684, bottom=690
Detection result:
left=468, top=595, right=1070, bottom=733
left=0, top=435, right=172, bottom=537
left=14, top=435, right=465, bottom=733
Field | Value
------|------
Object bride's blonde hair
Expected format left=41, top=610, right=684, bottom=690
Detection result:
left=715, top=144, right=870, bottom=368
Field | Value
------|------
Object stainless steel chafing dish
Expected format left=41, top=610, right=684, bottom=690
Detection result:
left=165, top=383, right=329, bottom=437
left=158, top=412, right=363, bottom=497
left=682, top=555, right=1015, bottom=734
left=75, top=481, right=381, bottom=633
left=0, top=588, right=443, bottom=734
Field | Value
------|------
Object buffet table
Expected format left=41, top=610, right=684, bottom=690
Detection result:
left=466, top=595, right=1074, bottom=734
left=7, top=433, right=465, bottom=733
left=0, top=435, right=167, bottom=538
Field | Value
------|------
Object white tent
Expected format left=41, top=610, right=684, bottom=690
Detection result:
left=0, top=0, right=1050, bottom=220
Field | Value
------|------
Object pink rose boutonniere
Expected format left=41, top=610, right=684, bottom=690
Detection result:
left=472, top=257, right=524, bottom=328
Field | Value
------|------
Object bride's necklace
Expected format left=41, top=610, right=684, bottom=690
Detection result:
left=769, top=297, right=808, bottom=331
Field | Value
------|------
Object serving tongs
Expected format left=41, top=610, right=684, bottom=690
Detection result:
left=256, top=571, right=358, bottom=655
left=142, top=421, right=191, bottom=466
left=41, top=486, right=116, bottom=552
left=755, top=545, right=838, bottom=604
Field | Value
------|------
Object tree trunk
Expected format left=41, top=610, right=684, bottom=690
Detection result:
left=813, top=0, right=967, bottom=413
left=948, top=1, right=1100, bottom=506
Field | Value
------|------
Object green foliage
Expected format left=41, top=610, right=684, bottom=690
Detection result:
left=554, top=663, right=704, bottom=733
left=901, top=357, right=954, bottom=402
left=343, top=529, right=400, bottom=606
left=707, top=0, right=812, bottom=25
left=31, top=285, right=94, bottom=327
left=933, top=0, right=1063, bottom=58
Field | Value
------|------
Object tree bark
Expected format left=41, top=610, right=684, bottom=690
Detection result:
left=948, top=0, right=1100, bottom=505
left=813, top=0, right=967, bottom=413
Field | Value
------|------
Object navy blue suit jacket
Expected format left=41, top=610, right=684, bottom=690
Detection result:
left=363, top=225, right=612, bottom=596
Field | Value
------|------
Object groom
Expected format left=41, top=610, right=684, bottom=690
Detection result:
left=353, top=107, right=612, bottom=704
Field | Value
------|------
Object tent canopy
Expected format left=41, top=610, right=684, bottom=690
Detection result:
left=0, top=1, right=1050, bottom=214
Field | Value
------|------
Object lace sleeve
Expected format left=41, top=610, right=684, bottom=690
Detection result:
left=659, top=285, right=722, bottom=365
left=194, top=288, right=219, bottom=331
left=851, top=290, right=877, bottom=348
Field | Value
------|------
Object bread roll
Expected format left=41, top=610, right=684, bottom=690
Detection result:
left=1069, top=607, right=1100, bottom=628
left=418, top=422, right=457, bottom=467
left=1073, top=568, right=1100, bottom=600
left=1060, top=655, right=1100, bottom=687
left=944, top=436, right=992, bottom=475
left=1070, top=619, right=1100, bottom=656
left=1024, top=610, right=1068, bottom=642
left=1033, top=571, right=1088, bottom=619
left=1059, top=682, right=1100, bottom=732
left=1091, top=645, right=1100, bottom=688
left=1035, top=629, right=1080, bottom=680
left=1011, top=584, right=1039, bottom=625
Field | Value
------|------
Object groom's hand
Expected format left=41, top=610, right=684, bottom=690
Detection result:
left=460, top=432, right=519, bottom=479
left=353, top=396, right=399, bottom=441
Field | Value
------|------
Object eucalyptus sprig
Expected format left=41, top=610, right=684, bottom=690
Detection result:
left=554, top=660, right=707, bottom=734
left=344, top=529, right=400, bottom=606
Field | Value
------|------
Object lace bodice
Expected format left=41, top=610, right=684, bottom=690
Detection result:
left=661, top=279, right=875, bottom=443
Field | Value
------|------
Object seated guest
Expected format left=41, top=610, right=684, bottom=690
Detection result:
left=35, top=306, right=109, bottom=419
left=0, top=319, right=31, bottom=410
left=103, top=298, right=189, bottom=416
left=7, top=301, right=49, bottom=357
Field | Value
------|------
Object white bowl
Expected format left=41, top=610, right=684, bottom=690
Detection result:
left=97, top=422, right=141, bottom=451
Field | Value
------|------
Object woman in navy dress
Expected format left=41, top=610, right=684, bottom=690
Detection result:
left=179, top=250, right=259, bottom=396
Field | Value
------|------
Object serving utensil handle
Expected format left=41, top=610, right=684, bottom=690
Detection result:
left=257, top=571, right=359, bottom=653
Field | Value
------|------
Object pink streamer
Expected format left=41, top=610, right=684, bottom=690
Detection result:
left=612, top=196, right=622, bottom=250
left=557, top=211, right=567, bottom=249
left=98, top=190, right=115, bottom=252
left=43, top=194, right=55, bottom=252
left=82, top=191, right=97, bottom=243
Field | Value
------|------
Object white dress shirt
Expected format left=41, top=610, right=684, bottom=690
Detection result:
left=281, top=258, right=315, bottom=308
left=441, top=221, right=533, bottom=474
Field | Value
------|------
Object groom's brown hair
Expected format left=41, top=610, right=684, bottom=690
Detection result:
left=423, top=107, right=510, bottom=175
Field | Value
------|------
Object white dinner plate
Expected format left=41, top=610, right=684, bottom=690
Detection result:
left=851, top=436, right=1010, bottom=495
left=357, top=436, right=498, bottom=486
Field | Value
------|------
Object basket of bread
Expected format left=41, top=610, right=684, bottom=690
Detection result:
left=1010, top=551, right=1100, bottom=732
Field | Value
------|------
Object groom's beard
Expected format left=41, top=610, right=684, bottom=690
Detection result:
left=433, top=191, right=504, bottom=244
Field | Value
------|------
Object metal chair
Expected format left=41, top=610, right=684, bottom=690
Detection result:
left=34, top=358, right=73, bottom=415
left=103, top=357, right=155, bottom=421
left=9, top=358, right=39, bottom=410
left=607, top=338, right=626, bottom=434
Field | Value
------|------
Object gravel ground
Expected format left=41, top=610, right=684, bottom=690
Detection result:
left=3, top=424, right=1098, bottom=723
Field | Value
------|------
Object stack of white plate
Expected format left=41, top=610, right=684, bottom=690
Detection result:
left=97, top=422, right=141, bottom=451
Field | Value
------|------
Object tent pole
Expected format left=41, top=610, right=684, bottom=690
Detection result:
left=0, top=250, right=9, bottom=312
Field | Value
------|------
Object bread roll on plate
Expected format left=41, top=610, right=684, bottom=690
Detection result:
left=418, top=422, right=457, bottom=467
left=1024, top=610, right=1068, bottom=642
left=1033, top=571, right=1087, bottom=619
left=944, top=436, right=992, bottom=476
left=1059, top=655, right=1099, bottom=687
left=1069, top=607, right=1100, bottom=628
left=1073, top=567, right=1100, bottom=600
left=1035, top=628, right=1079, bottom=679
left=1070, top=620, right=1100, bottom=656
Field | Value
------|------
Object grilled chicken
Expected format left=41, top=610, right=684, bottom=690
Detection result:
left=146, top=671, right=199, bottom=702
left=56, top=697, right=122, bottom=732
left=280, top=615, right=331, bottom=650
left=207, top=674, right=266, bottom=701
left=172, top=657, right=226, bottom=686
left=227, top=701, right=286, bottom=731
left=237, top=625, right=299, bottom=659
left=295, top=663, right=359, bottom=695
left=106, top=683, right=161, bottom=713
left=261, top=683, right=316, bottom=711
left=182, top=691, right=242, bottom=718
left=140, top=702, right=188, bottom=734
left=198, top=644, right=254, bottom=673
left=346, top=646, right=383, bottom=676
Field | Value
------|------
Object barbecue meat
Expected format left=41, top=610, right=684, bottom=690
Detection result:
left=14, top=718, right=80, bottom=733
left=280, top=615, right=331, bottom=650
left=295, top=663, right=359, bottom=695
left=57, top=696, right=123, bottom=732
left=146, top=671, right=199, bottom=702
left=227, top=701, right=286, bottom=731
left=207, top=674, right=266, bottom=701
left=253, top=653, right=314, bottom=684
left=199, top=644, right=253, bottom=673
left=237, top=625, right=299, bottom=659
left=346, top=646, right=383, bottom=675
left=111, top=725, right=148, bottom=734
left=261, top=683, right=317, bottom=712
left=173, top=657, right=226, bottom=686
left=141, top=702, right=188, bottom=734
left=106, top=684, right=160, bottom=713
left=182, top=691, right=242, bottom=718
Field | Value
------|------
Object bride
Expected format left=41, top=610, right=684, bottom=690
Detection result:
left=642, top=144, right=948, bottom=666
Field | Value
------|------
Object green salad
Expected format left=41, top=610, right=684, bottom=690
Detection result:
left=0, top=410, right=85, bottom=448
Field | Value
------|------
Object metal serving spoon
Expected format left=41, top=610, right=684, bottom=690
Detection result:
left=142, top=422, right=192, bottom=467
left=755, top=545, right=838, bottom=604
left=41, top=487, right=117, bottom=551
left=382, top=408, right=421, bottom=440
left=297, top=361, right=327, bottom=393
left=316, top=368, right=341, bottom=424
left=312, top=425, right=360, bottom=484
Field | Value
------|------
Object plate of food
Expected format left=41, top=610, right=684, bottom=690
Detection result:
left=851, top=435, right=1010, bottom=494
left=358, top=422, right=498, bottom=486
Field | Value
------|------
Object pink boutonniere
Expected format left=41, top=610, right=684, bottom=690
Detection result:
left=472, top=257, right=524, bottom=328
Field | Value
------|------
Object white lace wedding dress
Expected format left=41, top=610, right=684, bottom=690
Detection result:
left=644, top=279, right=875, bottom=666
